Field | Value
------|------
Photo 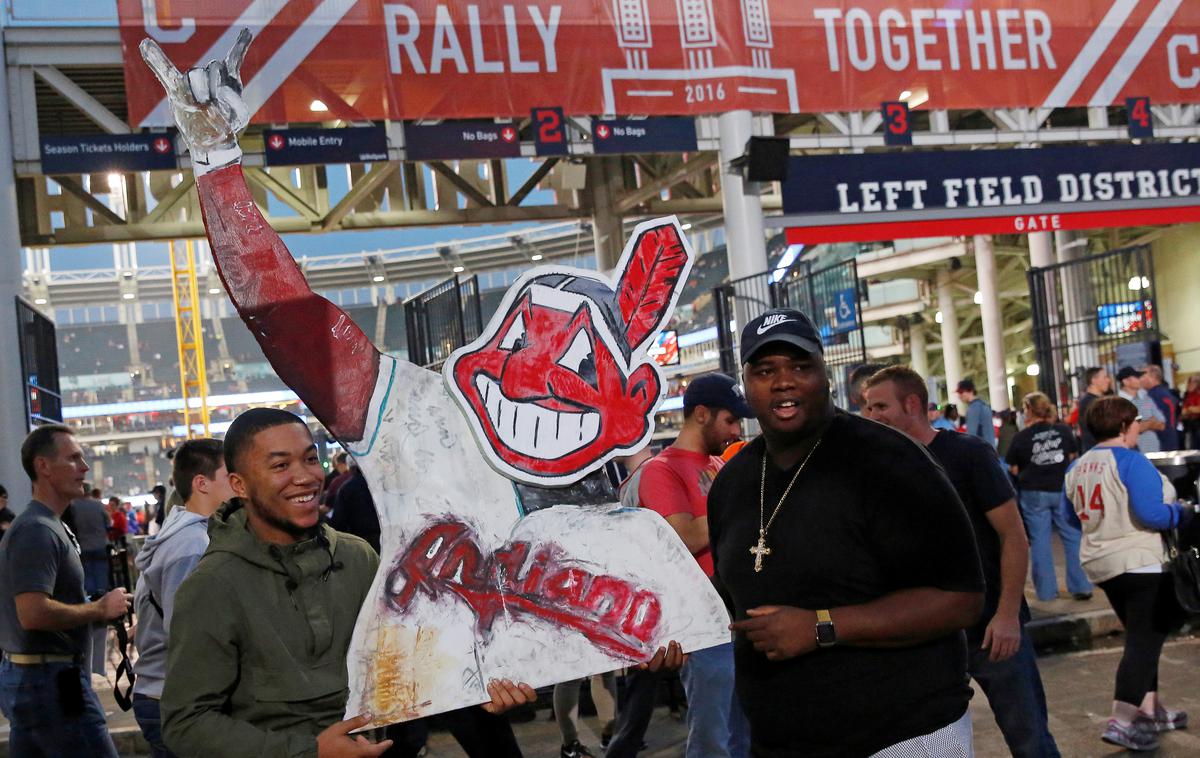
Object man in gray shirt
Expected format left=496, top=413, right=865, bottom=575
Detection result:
left=0, top=425, right=132, bottom=757
left=1116, top=366, right=1165, bottom=453
left=70, top=486, right=111, bottom=596
left=957, top=378, right=997, bottom=448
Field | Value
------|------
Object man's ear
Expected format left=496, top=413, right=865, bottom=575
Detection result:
left=627, top=363, right=661, bottom=415
left=192, top=473, right=209, bottom=497
left=904, top=394, right=924, bottom=418
left=228, top=472, right=248, bottom=500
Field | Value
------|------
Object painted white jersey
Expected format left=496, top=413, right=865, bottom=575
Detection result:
left=341, top=355, right=730, bottom=726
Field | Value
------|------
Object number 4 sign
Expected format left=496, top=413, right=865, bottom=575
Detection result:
left=882, top=101, right=912, bottom=146
left=1127, top=97, right=1154, bottom=139
left=532, top=106, right=569, bottom=156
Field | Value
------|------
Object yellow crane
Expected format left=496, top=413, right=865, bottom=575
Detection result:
left=168, top=239, right=210, bottom=438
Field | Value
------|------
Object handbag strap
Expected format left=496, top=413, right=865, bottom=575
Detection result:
left=110, top=620, right=136, bottom=711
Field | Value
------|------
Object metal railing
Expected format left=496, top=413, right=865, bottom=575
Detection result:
left=1028, top=244, right=1158, bottom=407
left=713, top=258, right=866, bottom=406
left=403, top=275, right=482, bottom=371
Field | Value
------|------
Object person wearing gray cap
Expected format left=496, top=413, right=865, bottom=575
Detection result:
left=633, top=372, right=751, bottom=758
left=1116, top=366, right=1165, bottom=453
left=710, top=308, right=985, bottom=757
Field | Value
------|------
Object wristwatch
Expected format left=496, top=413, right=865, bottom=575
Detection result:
left=815, top=609, right=836, bottom=648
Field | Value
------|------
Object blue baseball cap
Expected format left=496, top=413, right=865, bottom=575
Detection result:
left=683, top=373, right=752, bottom=419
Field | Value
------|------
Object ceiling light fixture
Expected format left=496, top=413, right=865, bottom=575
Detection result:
left=309, top=99, right=329, bottom=112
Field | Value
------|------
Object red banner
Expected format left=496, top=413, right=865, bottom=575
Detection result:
left=120, top=1, right=1200, bottom=126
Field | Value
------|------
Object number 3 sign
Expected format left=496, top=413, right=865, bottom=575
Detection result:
left=882, top=101, right=912, bottom=146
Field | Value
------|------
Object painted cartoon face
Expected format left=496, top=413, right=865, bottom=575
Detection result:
left=444, top=218, right=693, bottom=486
left=448, top=284, right=659, bottom=483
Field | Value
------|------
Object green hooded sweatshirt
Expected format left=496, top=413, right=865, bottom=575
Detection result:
left=161, top=499, right=378, bottom=758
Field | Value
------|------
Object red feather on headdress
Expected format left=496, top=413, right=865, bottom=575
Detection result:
left=615, top=224, right=690, bottom=351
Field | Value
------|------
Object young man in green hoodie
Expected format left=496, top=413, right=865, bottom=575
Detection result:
left=160, top=409, right=535, bottom=758
left=133, top=438, right=233, bottom=757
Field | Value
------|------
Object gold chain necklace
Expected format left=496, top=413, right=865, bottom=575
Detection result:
left=752, top=438, right=823, bottom=573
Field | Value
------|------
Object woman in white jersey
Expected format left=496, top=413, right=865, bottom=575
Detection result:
left=1064, top=396, right=1197, bottom=752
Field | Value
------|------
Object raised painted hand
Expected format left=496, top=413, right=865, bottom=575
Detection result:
left=140, top=29, right=252, bottom=174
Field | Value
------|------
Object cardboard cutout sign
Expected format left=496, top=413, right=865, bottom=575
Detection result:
left=340, top=219, right=727, bottom=726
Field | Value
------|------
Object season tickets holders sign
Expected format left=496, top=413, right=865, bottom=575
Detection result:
left=41, top=134, right=176, bottom=174
left=120, top=1, right=1200, bottom=125
left=593, top=118, right=697, bottom=154
left=781, top=143, right=1200, bottom=244
left=263, top=126, right=388, bottom=166
left=405, top=122, right=520, bottom=161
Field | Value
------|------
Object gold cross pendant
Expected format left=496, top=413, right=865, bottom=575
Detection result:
left=749, top=531, right=771, bottom=573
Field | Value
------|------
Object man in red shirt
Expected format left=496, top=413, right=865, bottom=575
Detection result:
left=638, top=372, right=750, bottom=758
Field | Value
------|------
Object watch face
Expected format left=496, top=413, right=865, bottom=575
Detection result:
left=816, top=621, right=836, bottom=646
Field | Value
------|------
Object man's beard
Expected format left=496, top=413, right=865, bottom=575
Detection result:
left=252, top=501, right=318, bottom=540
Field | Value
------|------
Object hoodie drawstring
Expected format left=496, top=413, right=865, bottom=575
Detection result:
left=316, top=529, right=344, bottom=581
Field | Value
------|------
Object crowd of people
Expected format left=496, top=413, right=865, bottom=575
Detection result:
left=1, top=308, right=1198, bottom=757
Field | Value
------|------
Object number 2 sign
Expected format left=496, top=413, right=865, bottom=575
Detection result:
left=882, top=101, right=912, bottom=146
left=1127, top=97, right=1154, bottom=139
left=532, top=106, right=569, bottom=156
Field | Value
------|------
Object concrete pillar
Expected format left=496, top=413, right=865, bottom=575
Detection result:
left=909, top=322, right=929, bottom=379
left=1028, top=231, right=1064, bottom=396
left=1029, top=231, right=1055, bottom=268
left=588, top=156, right=624, bottom=271
left=936, top=270, right=964, bottom=411
left=125, top=304, right=142, bottom=367
left=716, top=111, right=768, bottom=281
left=1055, top=229, right=1099, bottom=394
left=974, top=235, right=1010, bottom=411
left=0, top=32, right=32, bottom=508
left=144, top=453, right=158, bottom=490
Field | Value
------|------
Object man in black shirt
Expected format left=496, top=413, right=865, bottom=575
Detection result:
left=710, top=309, right=984, bottom=758
left=864, top=367, right=1060, bottom=758
left=1076, top=366, right=1111, bottom=451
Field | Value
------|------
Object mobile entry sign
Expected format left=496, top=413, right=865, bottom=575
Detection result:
left=592, top=118, right=697, bottom=154
left=781, top=142, right=1200, bottom=243
left=405, top=121, right=521, bottom=161
left=263, top=126, right=388, bottom=166
left=41, top=133, right=176, bottom=174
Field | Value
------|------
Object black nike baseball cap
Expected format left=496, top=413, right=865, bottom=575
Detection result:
left=740, top=308, right=823, bottom=364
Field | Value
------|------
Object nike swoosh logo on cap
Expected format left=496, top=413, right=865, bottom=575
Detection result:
left=756, top=316, right=794, bottom=335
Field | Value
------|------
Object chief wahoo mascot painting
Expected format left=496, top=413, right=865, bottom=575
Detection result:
left=141, top=31, right=730, bottom=725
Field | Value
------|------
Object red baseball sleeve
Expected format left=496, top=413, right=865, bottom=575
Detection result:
left=197, top=165, right=380, bottom=442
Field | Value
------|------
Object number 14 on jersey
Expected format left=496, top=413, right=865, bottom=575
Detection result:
left=1074, top=483, right=1105, bottom=521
